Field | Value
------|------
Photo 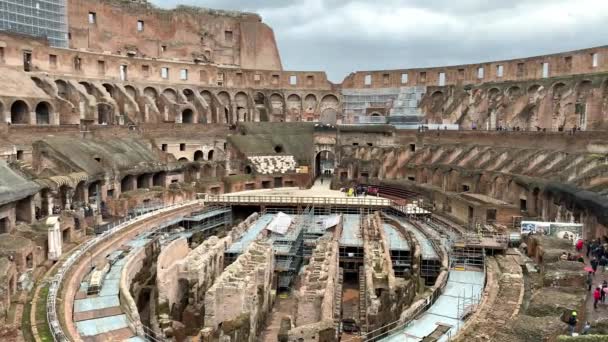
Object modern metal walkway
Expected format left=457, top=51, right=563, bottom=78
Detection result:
left=381, top=269, right=485, bottom=341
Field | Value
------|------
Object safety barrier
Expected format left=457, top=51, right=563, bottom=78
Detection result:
left=206, top=195, right=392, bottom=207
left=47, top=200, right=199, bottom=342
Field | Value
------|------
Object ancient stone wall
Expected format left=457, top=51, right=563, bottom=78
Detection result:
left=68, top=0, right=282, bottom=70
left=203, top=239, right=275, bottom=342
left=342, top=46, right=608, bottom=88
left=155, top=213, right=259, bottom=337
left=339, top=139, right=608, bottom=237
left=288, top=232, right=340, bottom=341
left=361, top=212, right=416, bottom=336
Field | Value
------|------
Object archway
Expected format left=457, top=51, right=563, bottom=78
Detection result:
left=181, top=109, right=194, bottom=123
left=11, top=100, right=29, bottom=124
left=194, top=150, right=204, bottom=161
left=97, top=104, right=112, bottom=124
left=208, top=150, right=214, bottom=161
left=315, top=150, right=335, bottom=178
left=55, top=80, right=68, bottom=98
left=103, top=83, right=115, bottom=98
left=183, top=89, right=195, bottom=102
left=178, top=157, right=189, bottom=163
left=125, top=85, right=137, bottom=99
left=35, top=102, right=51, bottom=125
left=162, top=88, right=178, bottom=103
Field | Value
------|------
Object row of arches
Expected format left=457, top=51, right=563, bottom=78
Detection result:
left=1, top=99, right=53, bottom=125
left=424, top=77, right=608, bottom=130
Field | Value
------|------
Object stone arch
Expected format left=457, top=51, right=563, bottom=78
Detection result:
left=253, top=92, right=265, bottom=105
left=144, top=87, right=158, bottom=100
left=304, top=94, right=318, bottom=111
left=320, top=94, right=339, bottom=111
left=124, top=85, right=137, bottom=99
left=194, top=150, right=204, bottom=161
left=35, top=101, right=52, bottom=125
left=235, top=92, right=249, bottom=122
left=178, top=157, right=189, bottom=162
left=488, top=87, right=501, bottom=100
left=79, top=81, right=94, bottom=95
left=208, top=150, right=214, bottom=161
left=202, top=163, right=213, bottom=178
left=55, top=80, right=68, bottom=98
left=102, top=83, right=115, bottom=98
left=527, top=84, right=541, bottom=96
left=370, top=112, right=382, bottom=116
left=162, top=88, right=178, bottom=103
left=431, top=90, right=444, bottom=98
left=552, top=82, right=567, bottom=99
left=183, top=88, right=195, bottom=102
left=97, top=103, right=113, bottom=124
left=270, top=93, right=285, bottom=117
left=217, top=91, right=231, bottom=123
left=200, top=90, right=216, bottom=123
left=507, top=86, right=522, bottom=101
left=217, top=92, right=231, bottom=105
left=181, top=108, right=194, bottom=124
left=286, top=94, right=302, bottom=121
left=10, top=100, right=30, bottom=124
left=321, top=94, right=339, bottom=104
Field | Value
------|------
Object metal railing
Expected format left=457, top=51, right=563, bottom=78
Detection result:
left=46, top=200, right=198, bottom=342
left=206, top=195, right=391, bottom=207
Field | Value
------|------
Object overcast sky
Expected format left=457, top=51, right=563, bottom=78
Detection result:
left=150, top=0, right=608, bottom=82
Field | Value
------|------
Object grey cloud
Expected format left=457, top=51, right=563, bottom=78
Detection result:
left=150, top=0, right=608, bottom=82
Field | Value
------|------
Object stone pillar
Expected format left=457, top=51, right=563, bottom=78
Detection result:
left=29, top=111, right=36, bottom=125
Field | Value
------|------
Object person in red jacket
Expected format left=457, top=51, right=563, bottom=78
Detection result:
left=594, top=287, right=601, bottom=309
left=576, top=239, right=584, bottom=252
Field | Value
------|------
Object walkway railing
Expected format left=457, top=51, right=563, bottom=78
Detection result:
left=47, top=200, right=198, bottom=342
left=206, top=195, right=391, bottom=207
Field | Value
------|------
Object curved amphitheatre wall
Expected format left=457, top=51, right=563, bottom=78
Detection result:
left=337, top=136, right=608, bottom=237
left=58, top=201, right=203, bottom=341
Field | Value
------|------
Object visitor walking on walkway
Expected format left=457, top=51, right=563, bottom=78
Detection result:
left=568, top=311, right=578, bottom=335
left=593, top=287, right=601, bottom=309
left=602, top=280, right=608, bottom=303
left=591, top=257, right=599, bottom=273
left=587, top=272, right=594, bottom=291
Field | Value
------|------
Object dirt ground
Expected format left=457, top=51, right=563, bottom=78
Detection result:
left=260, top=293, right=297, bottom=342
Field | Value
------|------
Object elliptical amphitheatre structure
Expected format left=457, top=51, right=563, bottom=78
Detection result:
left=0, top=1, right=607, bottom=341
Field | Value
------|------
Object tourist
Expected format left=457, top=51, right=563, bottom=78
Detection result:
left=591, top=257, right=599, bottom=273
left=586, top=240, right=592, bottom=257
left=587, top=272, right=594, bottom=291
left=600, top=255, right=608, bottom=273
left=576, top=239, right=584, bottom=253
left=582, top=321, right=591, bottom=335
left=594, top=287, right=601, bottom=309
left=602, top=280, right=608, bottom=303
left=568, top=311, right=578, bottom=335
left=560, top=252, right=568, bottom=261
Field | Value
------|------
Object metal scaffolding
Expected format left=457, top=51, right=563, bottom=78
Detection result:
left=0, top=0, right=68, bottom=47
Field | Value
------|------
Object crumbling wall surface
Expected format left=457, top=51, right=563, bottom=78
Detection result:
left=203, top=239, right=275, bottom=342
left=156, top=237, right=190, bottom=314
left=288, top=231, right=339, bottom=341
left=454, top=253, right=524, bottom=341
left=527, top=287, right=586, bottom=317
left=543, top=261, right=587, bottom=288
left=361, top=212, right=416, bottom=335
left=155, top=212, right=259, bottom=336
left=120, top=246, right=148, bottom=336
